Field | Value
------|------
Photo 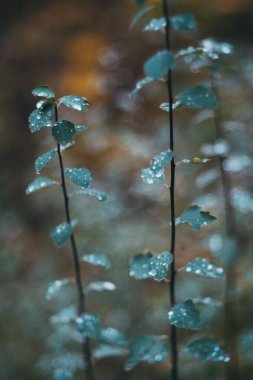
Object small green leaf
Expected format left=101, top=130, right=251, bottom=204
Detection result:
left=130, top=76, right=154, bottom=97
left=99, top=327, right=128, bottom=346
left=144, top=50, right=175, bottom=79
left=64, top=168, right=92, bottom=188
left=168, top=299, right=201, bottom=329
left=125, top=336, right=169, bottom=371
left=148, top=252, right=173, bottom=281
left=143, top=17, right=166, bottom=31
left=179, top=85, right=218, bottom=109
left=86, top=281, right=116, bottom=293
left=35, top=149, right=56, bottom=173
left=82, top=253, right=111, bottom=269
left=52, top=120, right=76, bottom=144
left=76, top=313, right=101, bottom=337
left=180, top=157, right=210, bottom=165
left=32, top=85, right=55, bottom=99
left=46, top=278, right=71, bottom=300
left=93, top=345, right=126, bottom=360
left=186, top=337, right=230, bottom=362
left=59, top=95, right=90, bottom=112
left=26, top=176, right=57, bottom=194
left=129, top=252, right=153, bottom=280
left=51, top=223, right=73, bottom=247
left=130, top=5, right=154, bottom=28
left=171, top=13, right=197, bottom=31
left=141, top=150, right=173, bottom=185
left=160, top=100, right=184, bottom=112
left=74, top=188, right=107, bottom=202
left=185, top=258, right=225, bottom=279
left=29, top=105, right=53, bottom=133
left=177, top=205, right=216, bottom=230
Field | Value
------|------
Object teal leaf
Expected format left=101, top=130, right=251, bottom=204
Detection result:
left=186, top=337, right=230, bottom=362
left=50, top=306, right=77, bottom=324
left=35, top=149, right=56, bottom=173
left=179, top=85, right=218, bottom=109
left=171, top=13, right=197, bottom=31
left=76, top=314, right=101, bottom=337
left=99, top=327, right=128, bottom=346
left=26, top=176, right=57, bottom=194
left=129, top=252, right=153, bottom=280
left=144, top=50, right=175, bottom=79
left=64, top=168, right=92, bottom=189
left=86, top=281, right=116, bottom=293
left=32, top=85, right=55, bottom=99
left=177, top=205, right=216, bottom=230
left=51, top=223, right=73, bottom=247
left=144, top=17, right=166, bottom=31
left=168, top=299, right=201, bottom=329
left=130, top=5, right=154, bottom=28
left=52, top=120, right=76, bottom=144
left=130, top=76, right=154, bottom=97
left=74, top=188, right=107, bottom=202
left=59, top=95, right=90, bottom=112
left=125, top=336, right=169, bottom=371
left=93, top=345, right=126, bottom=360
left=141, top=150, right=173, bottom=185
left=82, top=253, right=111, bottom=269
left=185, top=258, right=225, bottom=279
left=29, top=104, right=53, bottom=133
left=148, top=251, right=173, bottom=281
left=160, top=100, right=184, bottom=112
left=75, top=125, right=89, bottom=133
left=46, top=278, right=71, bottom=300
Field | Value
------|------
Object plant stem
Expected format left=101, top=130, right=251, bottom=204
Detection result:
left=54, top=106, right=94, bottom=380
left=210, top=70, right=240, bottom=380
left=163, top=1, right=178, bottom=379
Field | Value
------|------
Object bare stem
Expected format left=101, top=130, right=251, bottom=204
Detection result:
left=163, top=1, right=178, bottom=379
left=54, top=105, right=94, bottom=380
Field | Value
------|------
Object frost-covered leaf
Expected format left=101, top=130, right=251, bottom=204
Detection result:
left=186, top=337, right=230, bottom=362
left=148, top=252, right=173, bottom=281
left=160, top=100, right=184, bottom=112
left=52, top=120, right=76, bottom=144
left=59, top=96, right=90, bottom=112
left=185, top=258, right=225, bottom=279
left=29, top=104, right=53, bottom=133
left=144, top=50, right=175, bottom=79
left=130, top=76, right=154, bottom=97
left=179, top=85, right=218, bottom=109
left=86, top=281, right=116, bottom=293
left=64, top=168, right=92, bottom=188
left=46, top=278, right=71, bottom=300
left=76, top=313, right=101, bottom=337
left=35, top=149, right=56, bottom=173
left=99, top=327, right=128, bottom=346
left=177, top=205, right=216, bottom=230
left=51, top=223, right=73, bottom=247
left=125, top=335, right=169, bottom=371
left=26, top=176, right=57, bottom=194
left=129, top=252, right=153, bottom=280
left=82, top=253, right=111, bottom=269
left=32, top=85, right=55, bottom=99
left=93, top=345, right=126, bottom=360
left=168, top=299, right=201, bottom=329
left=130, top=5, right=154, bottom=28
left=180, top=157, right=210, bottom=165
left=171, top=13, right=197, bottom=31
left=50, top=306, right=77, bottom=324
left=74, top=188, right=107, bottom=202
left=141, top=150, right=173, bottom=185
left=144, top=17, right=166, bottom=31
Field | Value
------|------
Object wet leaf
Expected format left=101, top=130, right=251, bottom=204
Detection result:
left=144, top=50, right=175, bottom=79
left=171, top=13, right=197, bottom=31
left=179, top=85, right=218, bottom=109
left=35, top=149, right=56, bottom=173
left=186, top=337, right=230, bottom=362
left=52, top=120, right=76, bottom=144
left=59, top=95, right=90, bottom=112
left=50, top=306, right=77, bottom=324
left=168, top=299, right=201, bottom=329
left=177, top=205, right=216, bottom=230
left=129, top=252, right=153, bottom=280
left=141, top=150, right=173, bottom=185
left=46, top=278, right=71, bottom=300
left=26, top=176, right=57, bottom=194
left=74, top=188, right=107, bottom=202
left=130, top=5, right=154, bottom=28
left=144, top=17, right=166, bottom=31
left=93, top=345, right=126, bottom=360
left=32, top=85, right=55, bottom=99
left=64, top=168, right=92, bottom=189
left=148, top=252, right=173, bottom=281
left=99, top=327, right=128, bottom=346
left=82, top=253, right=111, bottom=269
left=51, top=223, right=73, bottom=247
left=86, top=281, right=116, bottom=293
left=130, top=76, right=154, bottom=97
left=185, top=258, right=225, bottom=279
left=76, top=314, right=101, bottom=337
left=29, top=105, right=53, bottom=133
left=160, top=100, right=184, bottom=112
left=75, top=125, right=89, bottom=133
left=125, top=335, right=169, bottom=371
left=180, top=157, right=210, bottom=165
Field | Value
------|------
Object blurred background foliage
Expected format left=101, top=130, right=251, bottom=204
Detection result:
left=0, top=0, right=253, bottom=379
